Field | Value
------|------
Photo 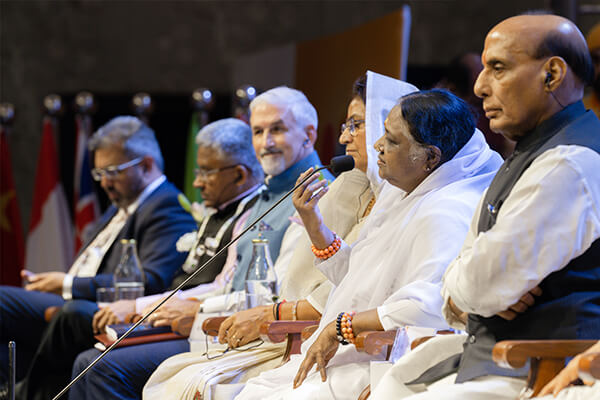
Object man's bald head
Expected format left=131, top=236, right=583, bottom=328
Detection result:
left=494, top=15, right=593, bottom=86
left=474, top=14, right=593, bottom=139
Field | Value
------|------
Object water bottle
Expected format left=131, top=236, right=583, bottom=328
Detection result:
left=113, top=239, right=145, bottom=300
left=244, top=238, right=277, bottom=309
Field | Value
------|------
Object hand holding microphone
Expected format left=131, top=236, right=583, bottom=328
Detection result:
left=52, top=155, right=354, bottom=400
left=292, top=167, right=333, bottom=249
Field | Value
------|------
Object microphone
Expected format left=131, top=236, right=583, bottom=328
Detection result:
left=52, top=155, right=354, bottom=400
left=329, top=154, right=354, bottom=174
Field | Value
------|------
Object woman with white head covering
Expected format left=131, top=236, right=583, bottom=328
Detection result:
left=142, top=72, right=417, bottom=400
left=234, top=89, right=503, bottom=400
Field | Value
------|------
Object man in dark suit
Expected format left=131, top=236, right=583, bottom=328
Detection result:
left=0, top=116, right=196, bottom=397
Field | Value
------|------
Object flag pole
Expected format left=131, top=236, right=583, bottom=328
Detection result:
left=73, top=91, right=99, bottom=253
left=0, top=102, right=25, bottom=286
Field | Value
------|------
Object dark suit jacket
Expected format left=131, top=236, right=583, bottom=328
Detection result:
left=72, top=180, right=197, bottom=300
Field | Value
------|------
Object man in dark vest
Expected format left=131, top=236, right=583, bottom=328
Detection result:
left=7, top=118, right=265, bottom=400
left=376, top=14, right=600, bottom=400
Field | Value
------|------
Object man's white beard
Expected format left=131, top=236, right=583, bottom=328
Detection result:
left=260, top=154, right=286, bottom=176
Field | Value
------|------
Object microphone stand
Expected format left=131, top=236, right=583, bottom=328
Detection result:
left=52, top=165, right=332, bottom=400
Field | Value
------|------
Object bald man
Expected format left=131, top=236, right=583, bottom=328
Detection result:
left=369, top=14, right=600, bottom=400
left=584, top=22, right=600, bottom=117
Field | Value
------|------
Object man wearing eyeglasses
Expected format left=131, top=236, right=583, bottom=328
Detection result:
left=59, top=118, right=266, bottom=400
left=61, top=87, right=334, bottom=400
left=0, top=116, right=196, bottom=398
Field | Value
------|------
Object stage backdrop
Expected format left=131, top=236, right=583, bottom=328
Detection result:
left=295, top=6, right=411, bottom=162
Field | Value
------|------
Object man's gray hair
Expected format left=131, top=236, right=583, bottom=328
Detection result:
left=249, top=86, right=318, bottom=131
left=195, top=118, right=264, bottom=180
left=89, top=116, right=164, bottom=171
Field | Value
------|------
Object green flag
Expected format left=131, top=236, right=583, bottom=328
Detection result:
left=184, top=111, right=202, bottom=203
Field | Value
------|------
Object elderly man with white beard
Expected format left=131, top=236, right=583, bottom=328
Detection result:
left=64, top=88, right=334, bottom=400
left=228, top=86, right=335, bottom=292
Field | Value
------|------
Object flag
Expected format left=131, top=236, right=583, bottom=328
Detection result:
left=25, top=117, right=74, bottom=273
left=183, top=111, right=202, bottom=203
left=73, top=114, right=99, bottom=252
left=0, top=126, right=25, bottom=285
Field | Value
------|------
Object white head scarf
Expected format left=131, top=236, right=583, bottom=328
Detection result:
left=320, top=71, right=419, bottom=231
left=278, top=72, right=419, bottom=300
left=365, top=70, right=418, bottom=197
left=309, top=116, right=503, bottom=366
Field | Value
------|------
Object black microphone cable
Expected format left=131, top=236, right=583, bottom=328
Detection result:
left=52, top=155, right=354, bottom=400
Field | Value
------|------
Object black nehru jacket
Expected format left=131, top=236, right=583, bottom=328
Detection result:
left=169, top=193, right=259, bottom=290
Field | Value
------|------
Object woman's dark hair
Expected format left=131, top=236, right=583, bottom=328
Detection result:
left=352, top=74, right=367, bottom=103
left=398, top=89, right=475, bottom=164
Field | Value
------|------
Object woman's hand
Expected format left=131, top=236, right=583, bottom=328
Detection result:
left=293, top=321, right=339, bottom=388
left=538, top=341, right=600, bottom=397
left=145, top=297, right=201, bottom=327
left=217, top=305, right=272, bottom=348
left=92, top=300, right=135, bottom=334
left=292, top=168, right=333, bottom=249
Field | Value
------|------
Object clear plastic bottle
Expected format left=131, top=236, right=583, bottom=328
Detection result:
left=113, top=239, right=145, bottom=300
left=244, top=238, right=277, bottom=309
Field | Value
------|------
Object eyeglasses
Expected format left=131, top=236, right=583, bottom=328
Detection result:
left=91, top=157, right=143, bottom=181
left=340, top=118, right=365, bottom=137
left=194, top=165, right=238, bottom=180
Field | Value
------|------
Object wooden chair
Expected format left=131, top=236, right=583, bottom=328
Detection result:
left=259, top=320, right=319, bottom=363
left=200, top=316, right=228, bottom=336
left=354, top=329, right=455, bottom=400
left=354, top=333, right=600, bottom=398
left=355, top=330, right=398, bottom=359
left=201, top=316, right=319, bottom=363
left=492, top=340, right=599, bottom=397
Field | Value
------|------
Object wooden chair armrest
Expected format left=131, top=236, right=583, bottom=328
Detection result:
left=579, top=352, right=600, bottom=381
left=171, top=315, right=195, bottom=337
left=301, top=325, right=319, bottom=342
left=493, top=340, right=598, bottom=398
left=44, top=306, right=61, bottom=322
left=492, top=340, right=598, bottom=369
left=355, top=330, right=397, bottom=356
left=259, top=320, right=320, bottom=343
left=260, top=320, right=320, bottom=365
left=202, top=316, right=228, bottom=336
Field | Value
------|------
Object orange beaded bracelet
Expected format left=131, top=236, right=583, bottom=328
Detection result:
left=340, top=311, right=356, bottom=344
left=311, top=233, right=341, bottom=260
left=335, top=311, right=356, bottom=344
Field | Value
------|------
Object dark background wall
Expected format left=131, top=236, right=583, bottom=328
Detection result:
left=1, top=0, right=599, bottom=230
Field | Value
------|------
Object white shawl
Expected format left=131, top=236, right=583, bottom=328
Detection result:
left=306, top=128, right=503, bottom=366
left=279, top=71, right=418, bottom=303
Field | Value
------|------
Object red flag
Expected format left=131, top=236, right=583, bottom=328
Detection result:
left=0, top=126, right=25, bottom=285
left=74, top=114, right=99, bottom=252
left=25, top=117, right=74, bottom=273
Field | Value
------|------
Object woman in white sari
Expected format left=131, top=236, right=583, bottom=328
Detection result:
left=143, top=71, right=417, bottom=400
left=234, top=89, right=503, bottom=400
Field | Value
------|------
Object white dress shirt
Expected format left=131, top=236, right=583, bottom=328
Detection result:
left=62, top=175, right=166, bottom=300
left=442, top=145, right=600, bottom=328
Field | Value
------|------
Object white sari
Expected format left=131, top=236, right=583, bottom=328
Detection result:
left=234, top=127, right=503, bottom=400
left=142, top=72, right=418, bottom=400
